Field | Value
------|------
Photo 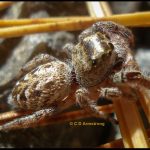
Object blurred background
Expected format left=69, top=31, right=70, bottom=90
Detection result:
left=0, top=1, right=149, bottom=148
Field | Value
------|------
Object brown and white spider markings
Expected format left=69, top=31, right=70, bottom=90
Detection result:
left=0, top=21, right=148, bottom=131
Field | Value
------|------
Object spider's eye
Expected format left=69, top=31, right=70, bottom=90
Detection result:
left=92, top=59, right=97, bottom=66
left=108, top=42, right=114, bottom=50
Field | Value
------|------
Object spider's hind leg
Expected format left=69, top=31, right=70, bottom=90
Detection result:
left=0, top=107, right=57, bottom=131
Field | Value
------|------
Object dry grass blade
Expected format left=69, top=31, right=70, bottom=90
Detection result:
left=0, top=20, right=92, bottom=38
left=98, top=138, right=124, bottom=148
left=0, top=1, right=14, bottom=11
left=0, top=16, right=91, bottom=27
left=136, top=86, right=150, bottom=123
left=0, top=12, right=149, bottom=38
left=99, top=2, right=112, bottom=16
left=0, top=110, right=33, bottom=125
left=86, top=1, right=112, bottom=17
left=113, top=98, right=150, bottom=148
left=98, top=129, right=150, bottom=148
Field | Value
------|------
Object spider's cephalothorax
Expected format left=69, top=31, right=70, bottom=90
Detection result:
left=0, top=21, right=137, bottom=131
left=72, top=30, right=116, bottom=87
left=72, top=21, right=134, bottom=87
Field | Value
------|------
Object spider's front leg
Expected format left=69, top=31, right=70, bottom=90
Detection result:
left=99, top=87, right=122, bottom=100
left=110, top=48, right=150, bottom=90
left=75, top=87, right=118, bottom=124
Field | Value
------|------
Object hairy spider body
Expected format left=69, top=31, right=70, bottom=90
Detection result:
left=0, top=21, right=140, bottom=131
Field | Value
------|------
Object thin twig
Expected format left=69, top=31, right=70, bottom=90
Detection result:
left=0, top=16, right=91, bottom=27
left=86, top=2, right=106, bottom=17
left=86, top=2, right=112, bottom=17
left=136, top=86, right=150, bottom=123
left=100, top=2, right=112, bottom=16
left=0, top=110, right=32, bottom=125
left=0, top=1, right=14, bottom=11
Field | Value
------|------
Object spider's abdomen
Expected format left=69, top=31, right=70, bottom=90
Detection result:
left=8, top=61, right=72, bottom=110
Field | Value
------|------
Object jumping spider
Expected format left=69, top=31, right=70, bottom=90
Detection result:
left=0, top=21, right=145, bottom=131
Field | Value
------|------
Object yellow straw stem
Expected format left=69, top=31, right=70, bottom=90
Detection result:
left=113, top=98, right=150, bottom=148
left=0, top=12, right=149, bottom=38
left=99, top=129, right=150, bottom=148
left=0, top=17, right=90, bottom=27
left=0, top=1, right=14, bottom=11
left=137, top=86, right=150, bottom=123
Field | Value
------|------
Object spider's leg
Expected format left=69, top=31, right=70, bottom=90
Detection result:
left=63, top=43, right=75, bottom=60
left=15, top=53, right=57, bottom=81
left=99, top=87, right=122, bottom=100
left=110, top=47, right=150, bottom=89
left=75, top=87, right=118, bottom=124
left=0, top=107, right=57, bottom=131
left=111, top=59, right=150, bottom=92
